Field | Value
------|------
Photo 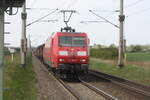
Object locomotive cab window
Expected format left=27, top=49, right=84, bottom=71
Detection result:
left=59, top=36, right=86, bottom=47
left=72, top=37, right=86, bottom=47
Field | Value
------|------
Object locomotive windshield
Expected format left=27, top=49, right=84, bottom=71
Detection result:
left=59, top=36, right=86, bottom=47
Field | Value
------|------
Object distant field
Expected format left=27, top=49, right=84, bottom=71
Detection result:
left=4, top=54, right=37, bottom=100
left=126, top=52, right=150, bottom=61
left=90, top=58, right=150, bottom=86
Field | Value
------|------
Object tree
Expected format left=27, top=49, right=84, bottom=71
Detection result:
left=109, top=44, right=116, bottom=48
left=131, top=45, right=143, bottom=52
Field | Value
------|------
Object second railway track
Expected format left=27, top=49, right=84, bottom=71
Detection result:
left=89, top=69, right=150, bottom=97
left=79, top=69, right=150, bottom=100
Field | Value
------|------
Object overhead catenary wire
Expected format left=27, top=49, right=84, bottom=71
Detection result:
left=26, top=9, right=59, bottom=27
left=26, top=0, right=68, bottom=28
left=91, top=9, right=119, bottom=13
left=89, top=10, right=119, bottom=29
left=26, top=0, right=78, bottom=28
left=125, top=0, right=145, bottom=9
left=37, top=19, right=58, bottom=23
left=127, top=7, right=150, bottom=17
left=66, top=0, right=79, bottom=9
left=80, top=21, right=106, bottom=24
left=57, top=0, right=70, bottom=10
left=26, top=8, right=57, bottom=11
left=29, top=0, right=38, bottom=8
left=40, top=0, right=69, bottom=24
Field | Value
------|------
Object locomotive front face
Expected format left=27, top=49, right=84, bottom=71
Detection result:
left=57, top=35, right=89, bottom=64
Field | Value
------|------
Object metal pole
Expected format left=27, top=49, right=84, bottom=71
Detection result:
left=11, top=53, right=14, bottom=62
left=118, top=0, right=125, bottom=67
left=21, top=1, right=27, bottom=66
left=28, top=34, right=32, bottom=54
left=0, top=8, right=4, bottom=100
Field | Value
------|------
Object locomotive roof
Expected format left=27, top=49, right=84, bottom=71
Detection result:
left=56, top=32, right=87, bottom=35
left=58, top=32, right=84, bottom=34
left=49, top=32, right=87, bottom=38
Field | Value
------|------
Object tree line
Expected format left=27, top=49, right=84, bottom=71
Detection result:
left=90, top=44, right=150, bottom=59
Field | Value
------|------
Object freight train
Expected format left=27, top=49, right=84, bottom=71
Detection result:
left=35, top=31, right=90, bottom=78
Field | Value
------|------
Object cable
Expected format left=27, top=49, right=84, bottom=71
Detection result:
left=125, top=0, right=145, bottom=9
left=26, top=8, right=57, bottom=11
left=66, top=0, right=79, bottom=9
left=38, top=19, right=58, bottom=23
left=91, top=9, right=119, bottom=13
left=89, top=10, right=119, bottom=29
left=29, top=0, right=38, bottom=8
left=26, top=9, right=59, bottom=27
left=57, top=0, right=69, bottom=10
left=80, top=21, right=106, bottom=24
left=127, top=7, right=150, bottom=17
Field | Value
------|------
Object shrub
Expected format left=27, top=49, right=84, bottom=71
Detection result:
left=90, top=47, right=118, bottom=60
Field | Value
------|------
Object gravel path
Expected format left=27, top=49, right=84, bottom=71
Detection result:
left=32, top=56, right=77, bottom=100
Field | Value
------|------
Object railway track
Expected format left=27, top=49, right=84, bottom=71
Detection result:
left=57, top=78, right=117, bottom=100
left=78, top=78, right=118, bottom=100
left=89, top=69, right=150, bottom=98
left=35, top=58, right=117, bottom=100
left=46, top=69, right=117, bottom=100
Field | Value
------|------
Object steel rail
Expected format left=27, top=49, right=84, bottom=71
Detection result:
left=79, top=78, right=118, bottom=100
left=89, top=69, right=150, bottom=98
left=55, top=78, right=84, bottom=100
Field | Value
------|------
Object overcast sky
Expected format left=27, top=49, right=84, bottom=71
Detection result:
left=5, top=0, right=150, bottom=47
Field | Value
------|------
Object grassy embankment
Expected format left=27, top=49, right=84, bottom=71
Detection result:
left=90, top=52, right=150, bottom=86
left=4, top=54, right=37, bottom=100
left=126, top=52, right=150, bottom=61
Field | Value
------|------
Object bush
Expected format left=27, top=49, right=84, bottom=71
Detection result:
left=131, top=45, right=143, bottom=52
left=90, top=47, right=118, bottom=60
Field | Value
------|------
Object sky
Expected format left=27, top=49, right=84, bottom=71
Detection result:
left=5, top=0, right=150, bottom=47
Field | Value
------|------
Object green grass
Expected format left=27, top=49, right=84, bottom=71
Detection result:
left=90, top=58, right=150, bottom=86
left=4, top=54, right=37, bottom=100
left=126, top=52, right=150, bottom=61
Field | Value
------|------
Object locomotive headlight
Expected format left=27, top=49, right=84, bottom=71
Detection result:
left=59, top=59, right=64, bottom=62
left=59, top=51, right=68, bottom=56
left=77, top=51, right=86, bottom=56
left=81, top=59, right=86, bottom=62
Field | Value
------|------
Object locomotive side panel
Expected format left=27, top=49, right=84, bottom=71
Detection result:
left=43, top=37, right=52, bottom=67
left=43, top=33, right=59, bottom=68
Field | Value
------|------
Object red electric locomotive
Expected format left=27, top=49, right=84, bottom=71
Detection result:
left=43, top=31, right=90, bottom=78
